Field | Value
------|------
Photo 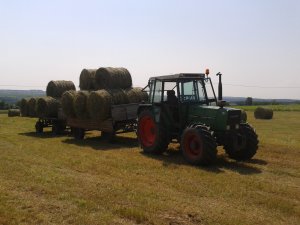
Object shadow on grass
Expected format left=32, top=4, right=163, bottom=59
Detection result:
left=18, top=131, right=71, bottom=139
left=62, top=135, right=139, bottom=151
left=142, top=147, right=263, bottom=175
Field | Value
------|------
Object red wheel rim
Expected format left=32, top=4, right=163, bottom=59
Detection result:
left=183, top=131, right=203, bottom=159
left=139, top=115, right=156, bottom=147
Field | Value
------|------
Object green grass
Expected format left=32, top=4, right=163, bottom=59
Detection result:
left=0, top=113, right=299, bottom=224
left=0, top=110, right=8, bottom=114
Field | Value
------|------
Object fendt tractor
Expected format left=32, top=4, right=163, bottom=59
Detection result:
left=137, top=70, right=259, bottom=165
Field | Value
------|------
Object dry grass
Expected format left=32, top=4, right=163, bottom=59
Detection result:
left=0, top=110, right=299, bottom=224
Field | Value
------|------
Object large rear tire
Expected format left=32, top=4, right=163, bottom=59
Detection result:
left=224, top=124, right=259, bottom=160
left=181, top=125, right=217, bottom=165
left=137, top=110, right=169, bottom=154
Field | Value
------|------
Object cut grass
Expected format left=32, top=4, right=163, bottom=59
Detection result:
left=0, top=111, right=299, bottom=224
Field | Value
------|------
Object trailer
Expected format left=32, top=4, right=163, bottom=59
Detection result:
left=35, top=108, right=67, bottom=135
left=67, top=103, right=139, bottom=141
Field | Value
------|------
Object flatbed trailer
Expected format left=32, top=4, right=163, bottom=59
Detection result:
left=35, top=108, right=67, bottom=135
left=67, top=103, right=139, bottom=140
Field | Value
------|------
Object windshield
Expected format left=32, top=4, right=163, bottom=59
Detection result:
left=179, top=79, right=216, bottom=104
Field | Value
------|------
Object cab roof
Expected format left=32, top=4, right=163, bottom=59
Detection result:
left=149, top=73, right=206, bottom=82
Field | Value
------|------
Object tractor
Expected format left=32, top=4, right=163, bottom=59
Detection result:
left=137, top=71, right=259, bottom=165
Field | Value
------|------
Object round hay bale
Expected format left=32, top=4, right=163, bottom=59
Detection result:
left=254, top=107, right=273, bottom=119
left=95, top=67, right=132, bottom=89
left=27, top=97, right=39, bottom=117
left=61, top=90, right=76, bottom=118
left=108, top=89, right=129, bottom=105
left=46, top=80, right=76, bottom=98
left=73, top=91, right=90, bottom=119
left=36, top=97, right=61, bottom=118
left=241, top=110, right=247, bottom=122
left=8, top=109, right=20, bottom=117
left=125, top=87, right=148, bottom=103
left=79, top=69, right=97, bottom=90
left=87, top=90, right=112, bottom=121
left=20, top=98, right=29, bottom=116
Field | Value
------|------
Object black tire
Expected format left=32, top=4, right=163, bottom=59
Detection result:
left=137, top=110, right=169, bottom=154
left=181, top=125, right=217, bottom=165
left=101, top=131, right=115, bottom=142
left=224, top=124, right=259, bottom=160
left=74, top=128, right=85, bottom=140
left=35, top=121, right=43, bottom=133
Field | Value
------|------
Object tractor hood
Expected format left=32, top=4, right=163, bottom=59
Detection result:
left=188, top=105, right=242, bottom=131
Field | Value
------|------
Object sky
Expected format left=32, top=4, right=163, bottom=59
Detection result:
left=0, top=0, right=299, bottom=99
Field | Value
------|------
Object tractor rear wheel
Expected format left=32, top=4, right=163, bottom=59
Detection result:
left=181, top=125, right=217, bottom=165
left=35, top=121, right=43, bottom=133
left=224, top=124, right=258, bottom=160
left=137, top=110, right=169, bottom=154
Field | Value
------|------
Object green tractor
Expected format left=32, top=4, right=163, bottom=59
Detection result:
left=137, top=71, right=259, bottom=165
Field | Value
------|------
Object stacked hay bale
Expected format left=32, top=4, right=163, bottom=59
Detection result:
left=20, top=98, right=30, bottom=116
left=254, top=107, right=273, bottom=119
left=8, top=109, right=20, bottom=117
left=73, top=91, right=90, bottom=119
left=36, top=97, right=61, bottom=118
left=79, top=69, right=97, bottom=90
left=61, top=90, right=77, bottom=118
left=46, top=80, right=76, bottom=98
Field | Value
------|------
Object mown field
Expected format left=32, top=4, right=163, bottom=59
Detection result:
left=0, top=106, right=299, bottom=225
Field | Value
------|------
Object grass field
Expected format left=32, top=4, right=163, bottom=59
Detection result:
left=0, top=109, right=299, bottom=224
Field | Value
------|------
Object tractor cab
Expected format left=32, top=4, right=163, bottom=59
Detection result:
left=137, top=72, right=259, bottom=165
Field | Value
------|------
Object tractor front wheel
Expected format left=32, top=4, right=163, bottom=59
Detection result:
left=224, top=124, right=259, bottom=160
left=181, top=125, right=217, bottom=165
left=137, top=110, right=169, bottom=154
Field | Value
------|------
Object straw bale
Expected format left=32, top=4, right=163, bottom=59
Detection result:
left=254, top=107, right=273, bottom=119
left=87, top=90, right=112, bottom=121
left=73, top=91, right=90, bottom=119
left=8, top=109, right=20, bottom=117
left=20, top=98, right=29, bottom=116
left=79, top=69, right=97, bottom=90
left=46, top=80, right=76, bottom=98
left=95, top=67, right=132, bottom=89
left=61, top=90, right=76, bottom=118
left=36, top=97, right=61, bottom=118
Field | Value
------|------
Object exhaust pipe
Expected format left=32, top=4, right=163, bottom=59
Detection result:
left=216, top=72, right=222, bottom=100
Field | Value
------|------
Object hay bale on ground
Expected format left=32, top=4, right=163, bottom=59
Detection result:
left=254, top=107, right=273, bottom=119
left=27, top=97, right=39, bottom=117
left=36, top=97, right=61, bottom=118
left=241, top=110, right=247, bottom=122
left=95, top=67, right=132, bottom=89
left=46, top=80, right=76, bottom=98
left=20, top=98, right=29, bottom=116
left=79, top=69, right=97, bottom=90
left=8, top=109, right=20, bottom=117
left=87, top=90, right=112, bottom=121
left=73, top=91, right=90, bottom=119
left=61, top=90, right=76, bottom=118
left=125, top=87, right=148, bottom=103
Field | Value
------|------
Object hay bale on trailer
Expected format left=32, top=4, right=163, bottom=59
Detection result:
left=254, top=107, right=273, bottom=119
left=95, top=67, right=132, bottom=89
left=125, top=87, right=148, bottom=103
left=108, top=89, right=129, bottom=105
left=73, top=91, right=90, bottom=119
left=46, top=80, right=76, bottom=98
left=87, top=90, right=112, bottom=121
left=36, top=97, right=61, bottom=118
left=8, top=109, right=20, bottom=117
left=79, top=69, right=97, bottom=90
left=27, top=97, right=39, bottom=117
left=20, top=98, right=29, bottom=116
left=61, top=90, right=77, bottom=118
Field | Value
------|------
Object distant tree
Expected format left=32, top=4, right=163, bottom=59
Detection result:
left=245, top=97, right=253, bottom=106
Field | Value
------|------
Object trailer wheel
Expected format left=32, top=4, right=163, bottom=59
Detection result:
left=137, top=110, right=169, bottom=154
left=181, top=125, right=217, bottom=165
left=224, top=124, right=258, bottom=160
left=74, top=128, right=85, bottom=140
left=35, top=121, right=43, bottom=133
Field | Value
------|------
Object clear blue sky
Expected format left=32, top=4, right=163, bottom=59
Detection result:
left=0, top=0, right=299, bottom=99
